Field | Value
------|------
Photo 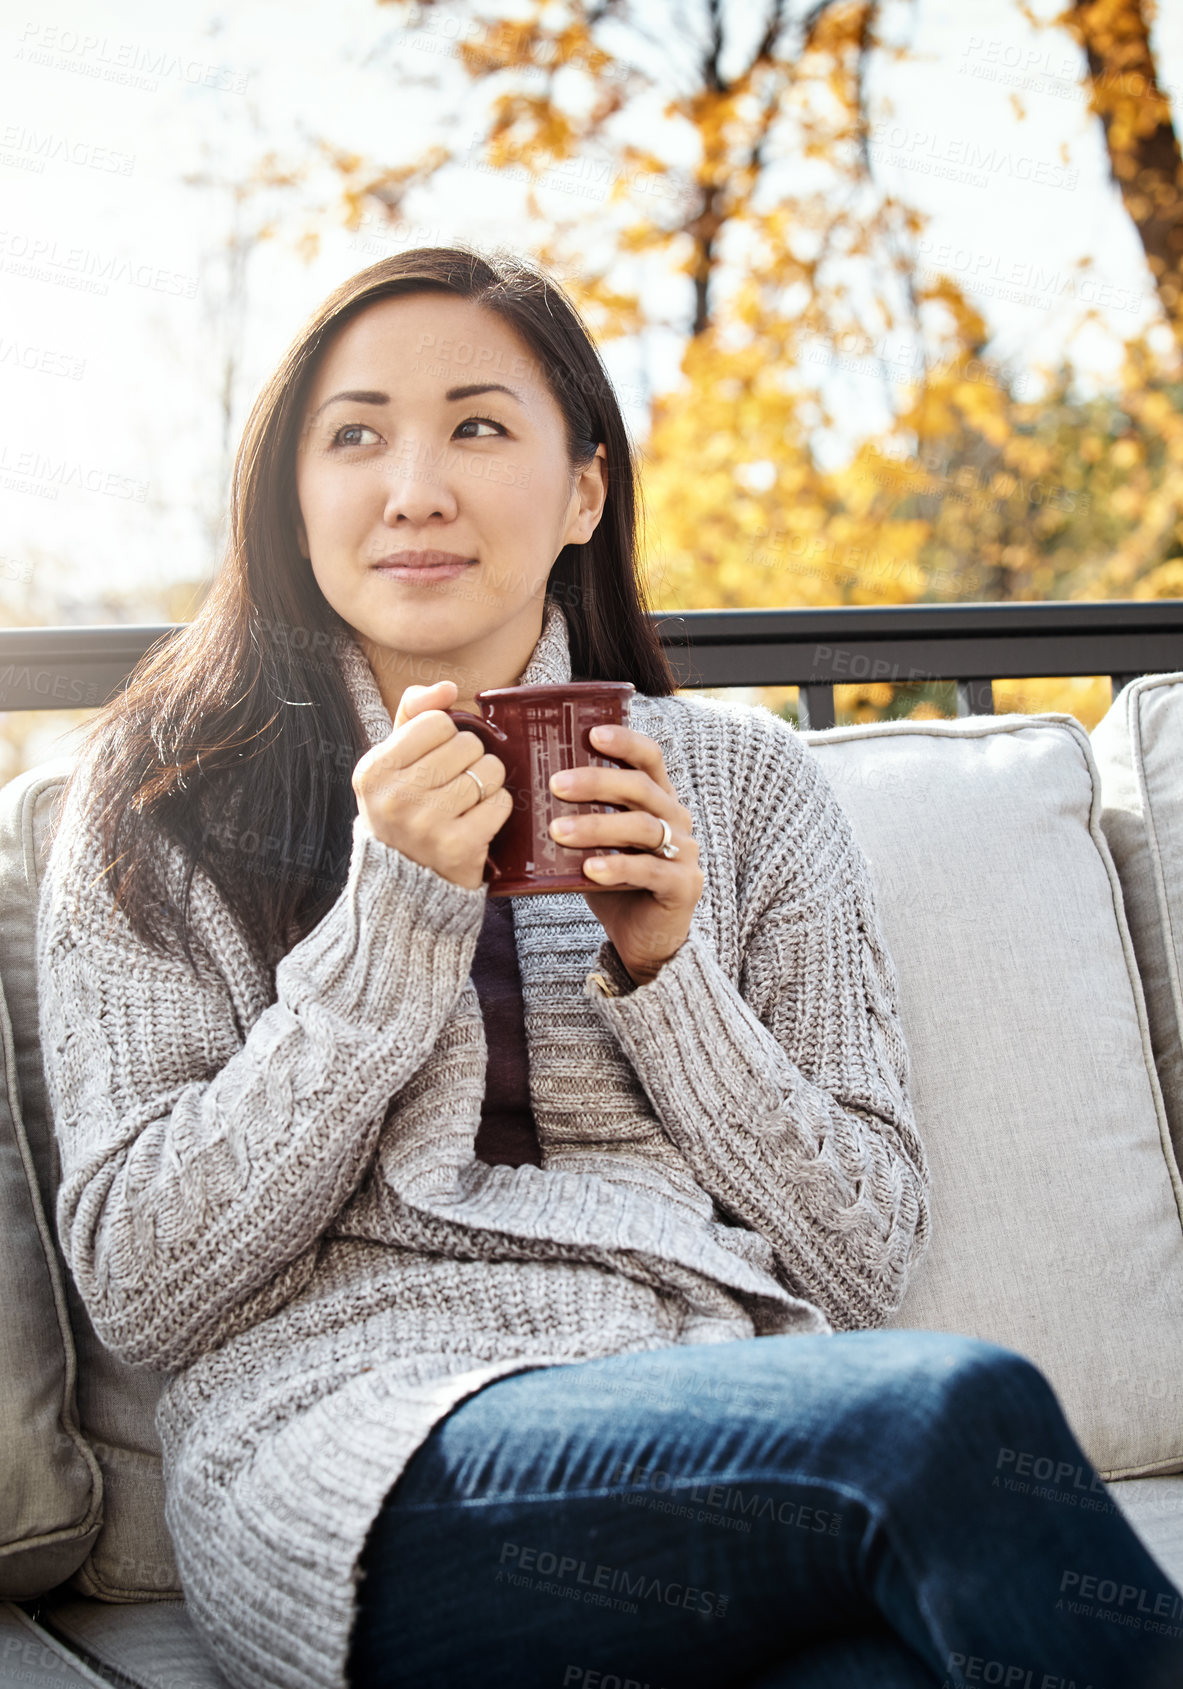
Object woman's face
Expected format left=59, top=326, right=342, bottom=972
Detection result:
left=293, top=292, right=606, bottom=702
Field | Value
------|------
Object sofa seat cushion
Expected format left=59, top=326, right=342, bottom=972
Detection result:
left=0, top=760, right=179, bottom=1604
left=802, top=712, right=1183, bottom=1480
left=1109, top=1475, right=1183, bottom=1593
left=10, top=1595, right=230, bottom=1688
left=1091, top=673, right=1183, bottom=1175
left=0, top=1601, right=107, bottom=1685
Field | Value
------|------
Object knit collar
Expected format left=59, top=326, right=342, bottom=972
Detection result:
left=336, top=597, right=574, bottom=748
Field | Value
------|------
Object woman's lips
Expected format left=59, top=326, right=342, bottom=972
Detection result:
left=373, top=561, right=476, bottom=582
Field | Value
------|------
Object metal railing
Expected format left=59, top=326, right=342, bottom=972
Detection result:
left=650, top=598, right=1183, bottom=727
left=1, top=599, right=1181, bottom=729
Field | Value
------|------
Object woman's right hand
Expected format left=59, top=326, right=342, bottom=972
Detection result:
left=352, top=679, right=514, bottom=890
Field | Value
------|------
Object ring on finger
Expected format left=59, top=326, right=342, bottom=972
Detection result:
left=649, top=816, right=680, bottom=860
left=463, top=768, right=486, bottom=804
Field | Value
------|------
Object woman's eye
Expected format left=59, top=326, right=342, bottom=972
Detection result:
left=330, top=417, right=504, bottom=447
left=332, top=424, right=380, bottom=448
left=454, top=416, right=505, bottom=439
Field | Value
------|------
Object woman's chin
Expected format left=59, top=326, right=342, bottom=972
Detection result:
left=357, top=602, right=491, bottom=653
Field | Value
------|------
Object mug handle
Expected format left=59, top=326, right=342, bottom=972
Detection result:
left=446, top=710, right=510, bottom=887
left=446, top=709, right=509, bottom=748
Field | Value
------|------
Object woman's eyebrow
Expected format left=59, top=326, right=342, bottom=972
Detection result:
left=309, top=382, right=526, bottom=422
left=444, top=383, right=526, bottom=405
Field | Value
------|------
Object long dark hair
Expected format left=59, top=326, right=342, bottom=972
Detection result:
left=63, top=245, right=676, bottom=980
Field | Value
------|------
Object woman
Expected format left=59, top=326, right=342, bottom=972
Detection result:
left=36, top=246, right=1181, bottom=1689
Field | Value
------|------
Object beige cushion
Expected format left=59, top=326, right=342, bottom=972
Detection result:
left=35, top=1594, right=230, bottom=1687
left=0, top=956, right=99, bottom=1598
left=1110, top=1475, right=1183, bottom=1590
left=802, top=712, right=1183, bottom=1479
left=0, top=1600, right=115, bottom=1684
left=0, top=761, right=180, bottom=1601
left=1091, top=674, right=1183, bottom=1175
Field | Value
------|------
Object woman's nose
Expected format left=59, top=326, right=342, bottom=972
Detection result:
left=381, top=443, right=461, bottom=523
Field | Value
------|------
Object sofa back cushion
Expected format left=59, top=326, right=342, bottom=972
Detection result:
left=1091, top=674, right=1183, bottom=1177
left=802, top=711, right=1183, bottom=1479
left=0, top=759, right=181, bottom=1601
left=0, top=952, right=100, bottom=1598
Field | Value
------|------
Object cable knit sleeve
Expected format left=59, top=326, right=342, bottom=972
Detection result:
left=583, top=709, right=931, bottom=1331
left=37, top=793, right=488, bottom=1373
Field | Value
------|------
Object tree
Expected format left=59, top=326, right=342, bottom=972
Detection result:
left=326, top=0, right=1183, bottom=724
left=1063, top=0, right=1183, bottom=351
left=181, top=112, right=309, bottom=577
left=357, top=0, right=957, bottom=612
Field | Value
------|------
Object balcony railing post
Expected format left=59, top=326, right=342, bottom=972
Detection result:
left=956, top=679, right=995, bottom=717
left=797, top=685, right=836, bottom=731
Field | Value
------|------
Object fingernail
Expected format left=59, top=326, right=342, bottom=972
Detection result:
left=591, top=724, right=613, bottom=742
left=551, top=771, right=575, bottom=793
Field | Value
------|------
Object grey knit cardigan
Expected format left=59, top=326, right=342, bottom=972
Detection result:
left=36, top=598, right=930, bottom=1689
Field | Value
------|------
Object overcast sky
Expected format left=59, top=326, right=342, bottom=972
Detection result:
left=2, top=0, right=1181, bottom=622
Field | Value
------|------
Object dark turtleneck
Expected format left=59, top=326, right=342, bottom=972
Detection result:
left=469, top=895, right=543, bottom=1167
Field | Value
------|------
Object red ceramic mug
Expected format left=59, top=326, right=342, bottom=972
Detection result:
left=446, top=681, right=639, bottom=895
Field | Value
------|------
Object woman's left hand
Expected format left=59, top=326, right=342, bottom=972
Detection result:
left=548, top=723, right=704, bottom=988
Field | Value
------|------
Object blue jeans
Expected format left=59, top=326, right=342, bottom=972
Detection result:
left=346, top=1330, right=1183, bottom=1688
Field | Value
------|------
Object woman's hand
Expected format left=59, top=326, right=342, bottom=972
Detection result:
left=549, top=723, right=704, bottom=987
left=353, top=680, right=514, bottom=890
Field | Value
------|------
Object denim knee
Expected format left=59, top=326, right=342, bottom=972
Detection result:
left=865, top=1333, right=1066, bottom=1492
left=925, top=1332, right=1057, bottom=1414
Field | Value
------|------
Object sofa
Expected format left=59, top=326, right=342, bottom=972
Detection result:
left=3, top=674, right=1183, bottom=1687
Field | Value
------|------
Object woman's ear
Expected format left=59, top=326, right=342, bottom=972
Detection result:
left=566, top=444, right=608, bottom=547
